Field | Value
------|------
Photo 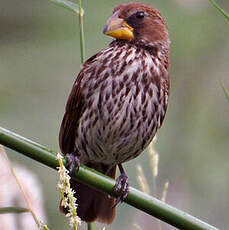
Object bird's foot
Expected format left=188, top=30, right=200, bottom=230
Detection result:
left=113, top=170, right=129, bottom=207
left=66, top=153, right=80, bottom=174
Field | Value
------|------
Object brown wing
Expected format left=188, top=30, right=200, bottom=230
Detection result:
left=59, top=53, right=99, bottom=155
left=59, top=71, right=84, bottom=154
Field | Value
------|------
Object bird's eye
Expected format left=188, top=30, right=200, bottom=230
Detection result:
left=135, top=11, right=145, bottom=19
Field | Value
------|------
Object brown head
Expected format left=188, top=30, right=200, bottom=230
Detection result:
left=103, top=2, right=169, bottom=46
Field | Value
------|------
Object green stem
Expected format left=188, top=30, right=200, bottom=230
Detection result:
left=77, top=2, right=88, bottom=229
left=78, top=0, right=85, bottom=63
left=88, top=222, right=96, bottom=230
left=47, top=0, right=85, bottom=63
left=0, top=206, right=29, bottom=214
left=0, top=127, right=219, bottom=230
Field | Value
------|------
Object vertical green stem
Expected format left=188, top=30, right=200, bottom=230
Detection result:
left=78, top=0, right=85, bottom=63
left=88, top=222, right=96, bottom=230
left=77, top=2, right=92, bottom=229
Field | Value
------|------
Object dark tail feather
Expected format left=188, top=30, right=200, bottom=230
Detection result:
left=60, top=164, right=116, bottom=224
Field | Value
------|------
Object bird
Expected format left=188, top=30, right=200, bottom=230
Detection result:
left=59, top=2, right=170, bottom=224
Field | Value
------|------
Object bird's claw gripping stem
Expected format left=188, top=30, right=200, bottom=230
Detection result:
left=112, top=164, right=129, bottom=207
left=66, top=153, right=80, bottom=174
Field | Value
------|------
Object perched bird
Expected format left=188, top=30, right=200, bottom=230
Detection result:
left=59, top=2, right=170, bottom=224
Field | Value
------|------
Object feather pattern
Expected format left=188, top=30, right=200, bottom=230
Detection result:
left=60, top=40, right=169, bottom=165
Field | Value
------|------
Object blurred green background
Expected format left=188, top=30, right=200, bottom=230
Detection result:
left=1, top=0, right=229, bottom=229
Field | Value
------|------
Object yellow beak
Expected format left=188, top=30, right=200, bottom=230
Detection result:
left=103, top=11, right=134, bottom=41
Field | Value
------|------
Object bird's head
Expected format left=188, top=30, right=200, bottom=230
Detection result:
left=103, top=2, right=169, bottom=46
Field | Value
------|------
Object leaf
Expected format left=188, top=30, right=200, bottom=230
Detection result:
left=209, top=0, right=229, bottom=21
left=48, top=0, right=84, bottom=15
left=0, top=206, right=29, bottom=214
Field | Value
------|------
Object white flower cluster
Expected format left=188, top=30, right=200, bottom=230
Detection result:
left=56, top=153, right=81, bottom=229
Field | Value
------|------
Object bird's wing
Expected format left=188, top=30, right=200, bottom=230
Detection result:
left=59, top=71, right=84, bottom=154
left=59, top=54, right=98, bottom=154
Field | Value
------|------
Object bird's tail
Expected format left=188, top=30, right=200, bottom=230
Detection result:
left=60, top=164, right=116, bottom=224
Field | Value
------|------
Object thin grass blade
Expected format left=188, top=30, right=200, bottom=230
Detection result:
left=209, top=0, right=229, bottom=20
left=0, top=206, right=29, bottom=214
left=221, top=83, right=229, bottom=103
